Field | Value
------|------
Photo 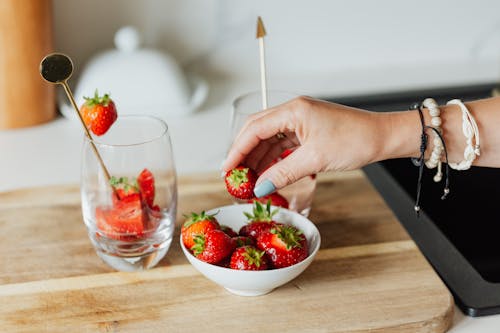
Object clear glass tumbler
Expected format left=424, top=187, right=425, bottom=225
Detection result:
left=81, top=115, right=177, bottom=271
left=230, top=91, right=316, bottom=217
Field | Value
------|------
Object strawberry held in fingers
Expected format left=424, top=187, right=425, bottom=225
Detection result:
left=80, top=90, right=117, bottom=136
left=230, top=246, right=269, bottom=271
left=225, top=165, right=258, bottom=199
left=191, top=229, right=235, bottom=264
left=181, top=211, right=220, bottom=249
left=257, top=224, right=308, bottom=268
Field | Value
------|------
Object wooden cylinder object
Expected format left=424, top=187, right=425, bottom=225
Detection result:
left=0, top=0, right=55, bottom=129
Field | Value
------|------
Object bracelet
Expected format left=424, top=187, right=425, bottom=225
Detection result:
left=411, top=103, right=450, bottom=217
left=422, top=98, right=444, bottom=182
left=446, top=99, right=480, bottom=170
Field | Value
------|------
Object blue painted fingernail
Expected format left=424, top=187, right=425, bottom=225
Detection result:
left=254, top=179, right=276, bottom=198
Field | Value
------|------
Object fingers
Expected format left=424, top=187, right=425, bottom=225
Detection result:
left=222, top=104, right=298, bottom=172
left=253, top=145, right=320, bottom=197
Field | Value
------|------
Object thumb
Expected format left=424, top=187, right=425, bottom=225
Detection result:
left=253, top=146, right=318, bottom=198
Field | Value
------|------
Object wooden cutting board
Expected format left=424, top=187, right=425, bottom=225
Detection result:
left=0, top=170, right=453, bottom=333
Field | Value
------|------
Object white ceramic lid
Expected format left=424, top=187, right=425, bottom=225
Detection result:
left=59, top=26, right=208, bottom=118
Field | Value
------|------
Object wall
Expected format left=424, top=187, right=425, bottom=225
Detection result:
left=53, top=0, right=500, bottom=96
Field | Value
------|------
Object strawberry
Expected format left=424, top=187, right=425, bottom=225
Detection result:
left=220, top=225, right=238, bottom=237
left=109, top=176, right=140, bottom=204
left=137, top=168, right=155, bottom=208
left=191, top=229, right=235, bottom=264
left=257, top=224, right=308, bottom=268
left=239, top=201, right=281, bottom=240
left=225, top=165, right=258, bottom=199
left=80, top=90, right=117, bottom=136
left=280, top=148, right=294, bottom=159
left=230, top=246, right=269, bottom=270
left=232, top=236, right=254, bottom=247
left=181, top=211, right=220, bottom=249
left=96, top=193, right=146, bottom=240
left=248, top=192, right=289, bottom=209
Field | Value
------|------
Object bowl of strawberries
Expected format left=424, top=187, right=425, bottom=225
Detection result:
left=180, top=201, right=321, bottom=296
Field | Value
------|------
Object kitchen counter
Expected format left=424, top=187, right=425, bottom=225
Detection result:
left=1, top=74, right=500, bottom=332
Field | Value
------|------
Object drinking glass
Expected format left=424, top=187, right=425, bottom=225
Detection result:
left=230, top=91, right=316, bottom=217
left=81, top=115, right=177, bottom=271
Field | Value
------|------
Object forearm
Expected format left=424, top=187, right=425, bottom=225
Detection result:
left=378, top=96, right=500, bottom=167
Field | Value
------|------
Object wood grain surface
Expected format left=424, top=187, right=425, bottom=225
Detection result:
left=0, top=170, right=453, bottom=332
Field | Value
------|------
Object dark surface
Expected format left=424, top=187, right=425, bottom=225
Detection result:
left=326, top=82, right=500, bottom=316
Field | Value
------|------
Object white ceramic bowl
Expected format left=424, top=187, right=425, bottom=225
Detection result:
left=180, top=204, right=321, bottom=296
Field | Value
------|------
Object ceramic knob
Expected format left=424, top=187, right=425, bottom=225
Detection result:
left=114, top=26, right=141, bottom=52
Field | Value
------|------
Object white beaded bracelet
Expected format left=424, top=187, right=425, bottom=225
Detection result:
left=446, top=99, right=480, bottom=170
left=423, top=98, right=444, bottom=182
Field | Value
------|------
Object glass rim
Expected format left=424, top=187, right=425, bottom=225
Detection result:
left=232, top=90, right=298, bottom=114
left=83, top=114, right=169, bottom=148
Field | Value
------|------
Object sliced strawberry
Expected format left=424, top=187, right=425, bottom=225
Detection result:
left=137, top=168, right=155, bottom=208
left=225, top=165, right=258, bottom=199
left=95, top=193, right=146, bottom=240
left=230, top=246, right=269, bottom=270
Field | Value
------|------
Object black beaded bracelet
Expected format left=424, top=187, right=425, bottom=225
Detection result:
left=410, top=102, right=450, bottom=217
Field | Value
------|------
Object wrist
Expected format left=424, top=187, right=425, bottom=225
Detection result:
left=376, top=110, right=423, bottom=162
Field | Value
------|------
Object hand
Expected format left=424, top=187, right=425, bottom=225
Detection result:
left=222, top=96, right=386, bottom=197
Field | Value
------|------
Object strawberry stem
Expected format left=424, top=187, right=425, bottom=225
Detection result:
left=83, top=89, right=112, bottom=107
left=242, top=246, right=266, bottom=267
left=244, top=200, right=278, bottom=222
left=191, top=234, right=206, bottom=256
left=182, top=211, right=218, bottom=228
left=271, top=225, right=304, bottom=250
left=228, top=168, right=249, bottom=188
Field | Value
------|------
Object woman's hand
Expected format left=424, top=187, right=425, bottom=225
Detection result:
left=222, top=96, right=387, bottom=197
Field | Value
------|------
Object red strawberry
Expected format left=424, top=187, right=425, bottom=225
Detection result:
left=137, top=168, right=155, bottom=208
left=232, top=236, right=254, bottom=247
left=257, top=224, right=308, bottom=268
left=280, top=148, right=294, bottom=159
left=230, top=246, right=269, bottom=270
left=181, top=211, right=220, bottom=249
left=109, top=176, right=140, bottom=205
left=248, top=192, right=289, bottom=209
left=239, top=201, right=281, bottom=240
left=80, top=90, right=117, bottom=136
left=191, top=229, right=235, bottom=264
left=96, top=193, right=146, bottom=240
left=220, top=225, right=238, bottom=237
left=225, top=165, right=258, bottom=199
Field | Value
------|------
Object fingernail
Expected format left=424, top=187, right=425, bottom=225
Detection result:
left=253, top=179, right=276, bottom=198
left=220, top=170, right=226, bottom=179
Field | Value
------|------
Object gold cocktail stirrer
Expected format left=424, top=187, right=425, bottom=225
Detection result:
left=257, top=17, right=285, bottom=139
left=256, top=16, right=268, bottom=110
left=39, top=53, right=113, bottom=185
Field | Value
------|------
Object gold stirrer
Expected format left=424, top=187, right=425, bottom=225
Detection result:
left=256, top=17, right=285, bottom=139
left=39, top=53, right=113, bottom=184
left=256, top=16, right=268, bottom=109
